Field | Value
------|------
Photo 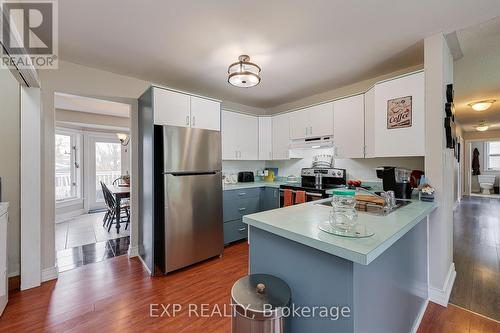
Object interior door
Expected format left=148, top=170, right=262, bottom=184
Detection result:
left=164, top=172, right=223, bottom=272
left=86, top=134, right=126, bottom=211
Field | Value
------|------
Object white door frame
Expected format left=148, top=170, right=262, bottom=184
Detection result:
left=20, top=87, right=42, bottom=290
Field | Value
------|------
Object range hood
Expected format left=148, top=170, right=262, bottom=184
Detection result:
left=289, top=136, right=334, bottom=149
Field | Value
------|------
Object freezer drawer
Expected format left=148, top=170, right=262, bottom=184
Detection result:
left=162, top=172, right=223, bottom=273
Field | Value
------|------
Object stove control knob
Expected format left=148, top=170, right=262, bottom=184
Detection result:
left=336, top=171, right=342, bottom=176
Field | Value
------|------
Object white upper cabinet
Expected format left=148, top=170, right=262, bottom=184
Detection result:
left=153, top=87, right=221, bottom=131
left=333, top=94, right=365, bottom=158
left=289, top=103, right=333, bottom=140
left=308, top=103, right=334, bottom=137
left=364, top=87, right=376, bottom=158
left=272, top=113, right=290, bottom=160
left=221, top=111, right=239, bottom=160
left=221, top=111, right=258, bottom=160
left=154, top=88, right=191, bottom=127
left=365, top=72, right=425, bottom=157
left=190, top=96, right=221, bottom=131
left=258, top=117, right=273, bottom=160
left=290, top=110, right=309, bottom=139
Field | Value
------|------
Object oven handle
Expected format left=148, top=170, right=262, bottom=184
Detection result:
left=279, top=189, right=323, bottom=197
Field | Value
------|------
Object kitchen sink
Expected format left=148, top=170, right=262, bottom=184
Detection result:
left=316, top=198, right=412, bottom=216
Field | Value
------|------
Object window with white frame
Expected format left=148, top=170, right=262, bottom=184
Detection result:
left=55, top=130, right=81, bottom=201
left=485, top=141, right=500, bottom=170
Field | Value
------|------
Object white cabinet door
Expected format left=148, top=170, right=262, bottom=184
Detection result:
left=272, top=113, right=290, bottom=160
left=153, top=88, right=191, bottom=127
left=190, top=96, right=221, bottom=131
left=372, top=72, right=425, bottom=157
left=258, top=117, right=273, bottom=160
left=238, top=113, right=259, bottom=160
left=364, top=87, right=376, bottom=158
left=333, top=95, right=364, bottom=158
left=221, top=111, right=239, bottom=160
left=307, top=102, right=333, bottom=137
left=289, top=110, right=309, bottom=140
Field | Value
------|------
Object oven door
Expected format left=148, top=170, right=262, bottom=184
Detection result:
left=279, top=188, right=325, bottom=207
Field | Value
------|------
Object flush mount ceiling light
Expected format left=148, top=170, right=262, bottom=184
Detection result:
left=475, top=121, right=489, bottom=132
left=227, top=55, right=261, bottom=88
left=468, top=100, right=496, bottom=111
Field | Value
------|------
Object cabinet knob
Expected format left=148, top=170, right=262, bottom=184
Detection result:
left=192, top=116, right=196, bottom=126
left=186, top=115, right=190, bottom=126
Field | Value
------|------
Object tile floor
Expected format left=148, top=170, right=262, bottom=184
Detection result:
left=56, top=212, right=130, bottom=250
left=57, top=236, right=130, bottom=272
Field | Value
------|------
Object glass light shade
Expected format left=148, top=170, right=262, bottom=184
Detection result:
left=469, top=100, right=496, bottom=111
left=228, top=55, right=261, bottom=88
left=475, top=125, right=489, bottom=132
left=116, top=133, right=128, bottom=141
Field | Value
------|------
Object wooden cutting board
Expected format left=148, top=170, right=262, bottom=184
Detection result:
left=355, top=194, right=386, bottom=206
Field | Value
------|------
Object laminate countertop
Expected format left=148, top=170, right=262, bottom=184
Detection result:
left=243, top=198, right=437, bottom=265
left=222, top=181, right=287, bottom=191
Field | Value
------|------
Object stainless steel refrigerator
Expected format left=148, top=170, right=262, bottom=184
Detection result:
left=154, top=125, right=223, bottom=274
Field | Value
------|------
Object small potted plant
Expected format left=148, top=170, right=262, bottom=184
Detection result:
left=419, top=184, right=435, bottom=202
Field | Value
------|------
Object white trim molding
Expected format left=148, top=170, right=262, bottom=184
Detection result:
left=55, top=209, right=86, bottom=223
left=127, top=245, right=139, bottom=258
left=411, top=299, right=429, bottom=333
left=429, top=263, right=456, bottom=307
left=41, top=266, right=59, bottom=283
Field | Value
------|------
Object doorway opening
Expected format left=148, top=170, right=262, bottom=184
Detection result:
left=53, top=93, right=132, bottom=272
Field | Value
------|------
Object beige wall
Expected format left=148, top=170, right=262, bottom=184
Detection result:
left=0, top=69, right=21, bottom=276
left=55, top=109, right=130, bottom=128
left=267, top=64, right=423, bottom=114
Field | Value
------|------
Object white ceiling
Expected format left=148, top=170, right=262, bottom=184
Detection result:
left=54, top=93, right=131, bottom=117
left=454, top=17, right=500, bottom=132
left=58, top=0, right=500, bottom=108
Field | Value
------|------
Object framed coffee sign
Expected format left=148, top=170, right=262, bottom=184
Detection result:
left=387, top=96, right=412, bottom=129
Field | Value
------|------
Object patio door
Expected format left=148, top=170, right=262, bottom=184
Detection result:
left=85, top=133, right=128, bottom=211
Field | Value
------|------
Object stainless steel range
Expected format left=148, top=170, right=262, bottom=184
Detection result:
left=279, top=167, right=346, bottom=207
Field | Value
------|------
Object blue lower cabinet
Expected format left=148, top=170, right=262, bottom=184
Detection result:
left=223, top=186, right=279, bottom=244
left=223, top=219, right=247, bottom=244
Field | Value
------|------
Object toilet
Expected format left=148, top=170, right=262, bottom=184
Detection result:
left=478, top=175, right=496, bottom=195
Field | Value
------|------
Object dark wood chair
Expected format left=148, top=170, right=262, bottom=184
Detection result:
left=100, top=182, right=130, bottom=232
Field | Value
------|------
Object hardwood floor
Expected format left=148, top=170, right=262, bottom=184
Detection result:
left=450, top=196, right=500, bottom=321
left=0, top=240, right=498, bottom=332
left=417, top=302, right=500, bottom=333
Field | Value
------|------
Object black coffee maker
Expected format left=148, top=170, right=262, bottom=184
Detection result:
left=376, top=166, right=413, bottom=199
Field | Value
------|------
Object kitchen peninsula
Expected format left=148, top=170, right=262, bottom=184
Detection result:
left=243, top=198, right=437, bottom=333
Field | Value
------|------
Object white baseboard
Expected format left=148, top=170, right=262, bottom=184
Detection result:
left=127, top=245, right=139, bottom=258
left=429, top=263, right=456, bottom=307
left=41, top=266, right=59, bottom=282
left=137, top=253, right=152, bottom=276
left=55, top=209, right=85, bottom=223
left=410, top=299, right=429, bottom=333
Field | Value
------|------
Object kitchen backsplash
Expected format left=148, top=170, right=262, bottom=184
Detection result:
left=223, top=152, right=424, bottom=183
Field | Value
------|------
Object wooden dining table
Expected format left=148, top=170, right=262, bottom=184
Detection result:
left=110, top=185, right=130, bottom=232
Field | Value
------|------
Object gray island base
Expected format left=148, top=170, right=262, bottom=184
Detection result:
left=244, top=199, right=437, bottom=333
